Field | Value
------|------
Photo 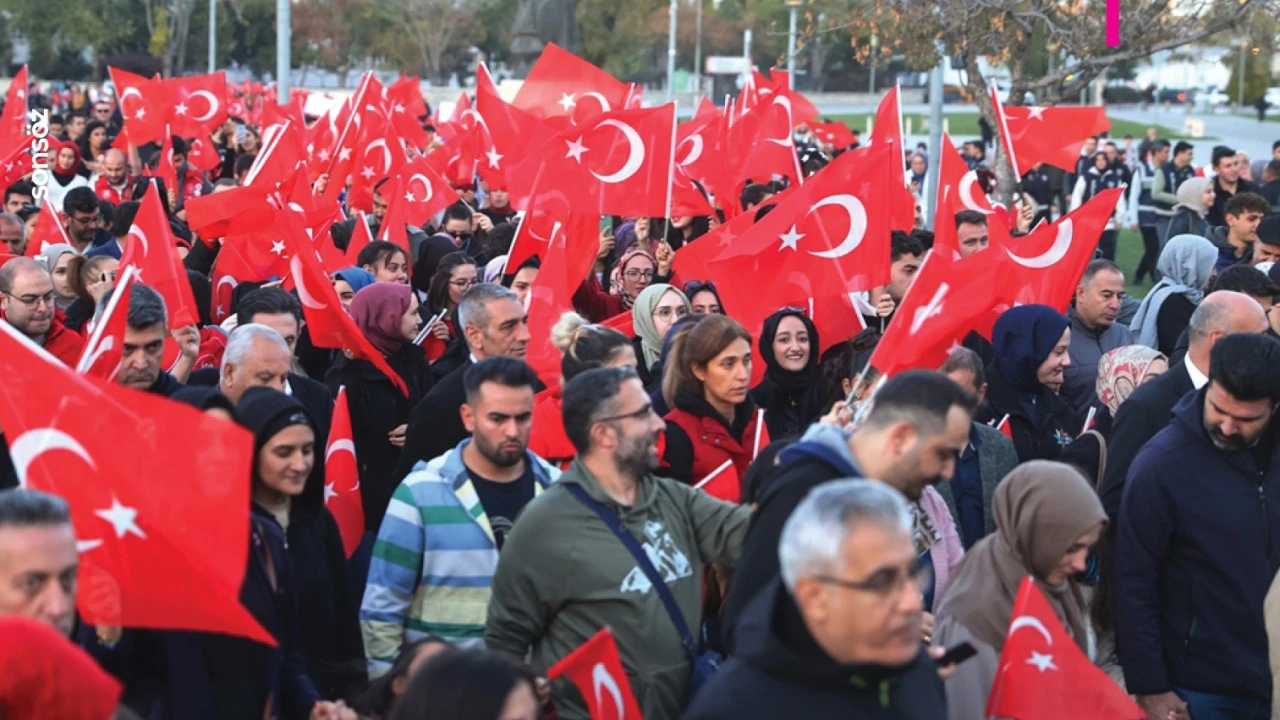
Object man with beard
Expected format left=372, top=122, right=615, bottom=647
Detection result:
left=1117, top=332, right=1280, bottom=720
left=486, top=367, right=751, bottom=720
left=0, top=258, right=83, bottom=365
left=722, top=370, right=975, bottom=650
left=361, top=357, right=560, bottom=676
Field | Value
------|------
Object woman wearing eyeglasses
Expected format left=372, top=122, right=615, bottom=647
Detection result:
left=660, top=313, right=763, bottom=497
left=933, top=461, right=1107, bottom=720
left=573, top=243, right=671, bottom=323
left=422, top=252, right=478, bottom=377
left=631, top=283, right=691, bottom=392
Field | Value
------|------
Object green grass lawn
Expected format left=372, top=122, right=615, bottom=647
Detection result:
left=826, top=113, right=1187, bottom=141
left=1114, top=228, right=1154, bottom=299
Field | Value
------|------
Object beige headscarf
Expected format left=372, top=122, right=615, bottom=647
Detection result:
left=934, top=461, right=1107, bottom=653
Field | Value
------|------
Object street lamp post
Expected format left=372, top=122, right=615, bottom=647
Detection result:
left=1238, top=39, right=1247, bottom=110
left=209, top=0, right=216, bottom=73
left=693, top=0, right=703, bottom=99
left=869, top=34, right=879, bottom=94
left=786, top=0, right=801, bottom=90
left=277, top=0, right=291, bottom=104
left=667, top=0, right=678, bottom=101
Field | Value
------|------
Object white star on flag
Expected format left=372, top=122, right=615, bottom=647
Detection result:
left=270, top=240, right=286, bottom=256
left=393, top=102, right=406, bottom=114
left=135, top=107, right=146, bottom=119
left=778, top=226, right=805, bottom=251
left=486, top=148, right=503, bottom=169
left=558, top=93, right=577, bottom=112
left=174, top=102, right=188, bottom=116
left=405, top=191, right=417, bottom=202
left=338, top=147, right=352, bottom=162
left=360, top=165, right=376, bottom=179
left=1027, top=106, right=1046, bottom=120
left=323, top=482, right=337, bottom=505
left=565, top=137, right=588, bottom=163
left=95, top=497, right=146, bottom=540
left=1025, top=651, right=1057, bottom=673
left=318, top=148, right=331, bottom=161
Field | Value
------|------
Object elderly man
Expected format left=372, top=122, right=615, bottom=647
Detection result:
left=0, top=489, right=78, bottom=636
left=684, top=479, right=946, bottom=718
left=1063, top=259, right=1133, bottom=414
left=218, top=324, right=293, bottom=405
left=486, top=366, right=750, bottom=720
left=0, top=257, right=82, bottom=365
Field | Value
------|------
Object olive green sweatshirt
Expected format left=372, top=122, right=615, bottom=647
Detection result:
left=485, top=459, right=752, bottom=719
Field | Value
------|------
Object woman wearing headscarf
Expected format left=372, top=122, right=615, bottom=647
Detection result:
left=46, top=140, right=90, bottom=212
left=327, top=283, right=431, bottom=544
left=572, top=244, right=662, bottom=322
left=234, top=387, right=366, bottom=704
left=933, top=461, right=1108, bottom=720
left=333, top=267, right=376, bottom=313
left=1093, top=345, right=1168, bottom=436
left=750, top=309, right=827, bottom=440
left=978, top=305, right=1079, bottom=463
left=1165, top=176, right=1215, bottom=241
left=37, top=243, right=78, bottom=312
left=1129, top=234, right=1218, bottom=356
left=631, top=283, right=691, bottom=391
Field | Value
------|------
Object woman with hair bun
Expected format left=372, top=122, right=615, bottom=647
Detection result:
left=527, top=311, right=638, bottom=468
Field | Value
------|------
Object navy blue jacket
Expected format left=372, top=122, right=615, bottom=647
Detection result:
left=1115, top=389, right=1280, bottom=701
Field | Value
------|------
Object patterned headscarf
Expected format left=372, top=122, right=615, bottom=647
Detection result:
left=1095, top=345, right=1167, bottom=415
left=608, top=246, right=657, bottom=311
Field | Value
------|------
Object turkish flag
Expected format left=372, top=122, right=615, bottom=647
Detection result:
left=475, top=63, right=556, bottom=188
left=119, top=183, right=200, bottom=329
left=76, top=266, right=138, bottom=381
left=281, top=212, right=409, bottom=395
left=809, top=121, right=856, bottom=149
left=507, top=105, right=676, bottom=218
left=163, top=72, right=229, bottom=138
left=210, top=238, right=278, bottom=324
left=994, top=414, right=1015, bottom=441
left=512, top=43, right=632, bottom=125
left=600, top=310, right=633, bottom=337
left=525, top=211, right=603, bottom=385
left=670, top=103, right=721, bottom=217
left=306, top=107, right=339, bottom=171
left=987, top=576, right=1143, bottom=720
left=242, top=119, right=309, bottom=190
left=344, top=212, right=375, bottom=266
left=991, top=90, right=1111, bottom=176
left=185, top=134, right=222, bottom=173
left=695, top=459, right=741, bottom=503
left=319, top=74, right=377, bottom=208
left=325, top=386, right=364, bottom=558
left=999, top=188, right=1124, bottom=313
left=0, top=136, right=32, bottom=189
left=931, top=132, right=998, bottom=258
left=506, top=185, right=577, bottom=272
left=346, top=111, right=405, bottom=213
left=0, top=616, right=124, bottom=720
left=186, top=184, right=271, bottom=240
left=868, top=249, right=1013, bottom=377
left=397, top=155, right=460, bottom=226
left=870, top=85, right=905, bottom=167
left=425, top=125, right=481, bottom=188
left=752, top=69, right=819, bottom=128
left=0, top=322, right=274, bottom=646
left=373, top=177, right=414, bottom=275
left=546, top=627, right=643, bottom=720
left=154, top=132, right=180, bottom=192
left=0, top=65, right=27, bottom=138
left=109, top=67, right=167, bottom=144
left=386, top=76, right=432, bottom=150
left=673, top=144, right=895, bottom=384
left=24, top=200, right=71, bottom=257
left=731, top=93, right=804, bottom=199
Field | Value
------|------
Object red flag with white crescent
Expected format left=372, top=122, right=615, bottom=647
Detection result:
left=119, top=183, right=201, bottom=329
left=325, top=387, right=364, bottom=558
left=0, top=65, right=27, bottom=138
left=546, top=627, right=643, bottom=720
left=76, top=266, right=138, bottom=381
left=24, top=200, right=72, bottom=258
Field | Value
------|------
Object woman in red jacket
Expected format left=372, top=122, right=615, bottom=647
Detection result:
left=660, top=313, right=764, bottom=501
left=527, top=311, right=636, bottom=468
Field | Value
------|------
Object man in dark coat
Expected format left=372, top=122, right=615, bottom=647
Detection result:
left=1117, top=333, right=1280, bottom=720
left=722, top=371, right=974, bottom=651
left=685, top=480, right=947, bottom=720
left=1100, top=291, right=1269, bottom=520
left=393, top=284, right=536, bottom=483
left=100, top=283, right=189, bottom=398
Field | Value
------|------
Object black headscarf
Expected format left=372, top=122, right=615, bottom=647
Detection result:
left=170, top=386, right=236, bottom=415
left=235, top=387, right=321, bottom=514
left=750, top=309, right=825, bottom=439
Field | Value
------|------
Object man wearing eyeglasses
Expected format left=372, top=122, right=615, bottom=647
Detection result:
left=60, top=187, right=108, bottom=255
left=487, top=366, right=751, bottom=720
left=0, top=258, right=84, bottom=366
left=684, top=479, right=947, bottom=719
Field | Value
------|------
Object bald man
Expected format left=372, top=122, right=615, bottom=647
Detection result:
left=0, top=258, right=84, bottom=365
left=90, top=148, right=132, bottom=206
left=1101, top=291, right=1270, bottom=519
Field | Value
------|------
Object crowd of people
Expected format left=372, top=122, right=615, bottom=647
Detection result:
left=6, top=70, right=1280, bottom=720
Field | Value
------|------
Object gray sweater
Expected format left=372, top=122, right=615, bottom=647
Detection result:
left=1063, top=307, right=1134, bottom=415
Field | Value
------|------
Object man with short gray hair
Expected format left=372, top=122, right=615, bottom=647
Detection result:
left=1063, top=258, right=1133, bottom=414
left=394, top=282, right=536, bottom=481
left=98, top=283, right=196, bottom=396
left=219, top=324, right=292, bottom=405
left=685, top=478, right=946, bottom=718
left=0, top=488, right=78, bottom=636
left=0, top=211, right=26, bottom=255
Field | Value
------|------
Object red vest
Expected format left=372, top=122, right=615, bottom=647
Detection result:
left=663, top=407, right=765, bottom=502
